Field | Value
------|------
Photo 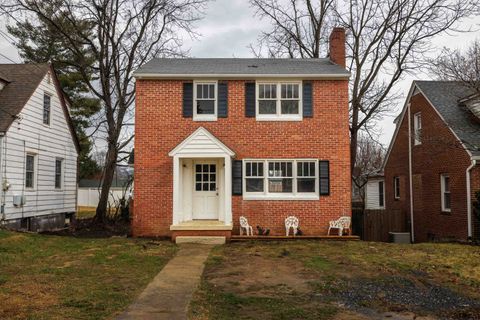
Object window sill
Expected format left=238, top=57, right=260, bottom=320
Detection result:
left=255, top=116, right=302, bottom=122
left=243, top=194, right=319, bottom=201
left=440, top=210, right=451, bottom=215
left=193, top=116, right=217, bottom=122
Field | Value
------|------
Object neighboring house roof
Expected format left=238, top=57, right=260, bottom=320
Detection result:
left=0, top=64, right=50, bottom=132
left=0, top=63, right=80, bottom=153
left=415, top=81, right=480, bottom=155
left=383, top=81, right=480, bottom=167
left=134, top=58, right=350, bottom=79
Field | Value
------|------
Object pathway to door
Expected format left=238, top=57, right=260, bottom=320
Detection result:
left=117, top=244, right=213, bottom=320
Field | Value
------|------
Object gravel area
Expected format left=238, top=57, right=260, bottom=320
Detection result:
left=335, top=276, right=480, bottom=319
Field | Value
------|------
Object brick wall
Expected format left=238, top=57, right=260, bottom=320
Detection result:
left=384, top=92, right=475, bottom=242
left=133, top=79, right=351, bottom=237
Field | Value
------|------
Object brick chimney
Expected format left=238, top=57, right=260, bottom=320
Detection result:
left=329, top=27, right=346, bottom=67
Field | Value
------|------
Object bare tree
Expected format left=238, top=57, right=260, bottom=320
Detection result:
left=249, top=0, right=335, bottom=58
left=430, top=40, right=480, bottom=95
left=2, top=0, right=206, bottom=224
left=250, top=0, right=480, bottom=172
left=352, top=133, right=385, bottom=206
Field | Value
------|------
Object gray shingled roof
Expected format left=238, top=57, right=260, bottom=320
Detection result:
left=415, top=81, right=480, bottom=156
left=134, top=58, right=349, bottom=78
left=0, top=64, right=50, bottom=132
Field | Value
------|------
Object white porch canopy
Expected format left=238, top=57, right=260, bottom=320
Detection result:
left=168, top=127, right=235, bottom=227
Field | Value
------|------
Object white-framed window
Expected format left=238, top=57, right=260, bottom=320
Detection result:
left=43, top=93, right=51, bottom=125
left=193, top=81, right=217, bottom=121
left=256, top=81, right=302, bottom=121
left=441, top=174, right=451, bottom=212
left=55, top=158, right=63, bottom=189
left=394, top=176, right=400, bottom=199
left=414, top=112, right=422, bottom=145
left=25, top=153, right=36, bottom=189
left=243, top=159, right=318, bottom=200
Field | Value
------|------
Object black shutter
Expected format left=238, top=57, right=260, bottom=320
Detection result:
left=218, top=81, right=228, bottom=118
left=303, top=81, right=313, bottom=117
left=183, top=82, right=193, bottom=117
left=232, top=160, right=243, bottom=195
left=245, top=82, right=256, bottom=117
left=319, top=160, right=330, bottom=195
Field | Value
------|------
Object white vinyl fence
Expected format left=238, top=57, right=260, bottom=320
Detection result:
left=77, top=188, right=127, bottom=207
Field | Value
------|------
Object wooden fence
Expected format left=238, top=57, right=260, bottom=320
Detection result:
left=352, top=208, right=407, bottom=242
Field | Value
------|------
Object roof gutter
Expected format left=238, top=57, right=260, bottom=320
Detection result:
left=133, top=73, right=350, bottom=80
left=466, top=159, right=476, bottom=240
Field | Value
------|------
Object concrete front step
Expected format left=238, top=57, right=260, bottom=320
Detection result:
left=175, top=236, right=226, bottom=244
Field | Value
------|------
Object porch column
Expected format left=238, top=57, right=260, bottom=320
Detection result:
left=172, top=155, right=181, bottom=225
left=224, top=156, right=233, bottom=225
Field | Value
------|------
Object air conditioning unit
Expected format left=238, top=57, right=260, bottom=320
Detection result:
left=389, top=232, right=411, bottom=244
left=13, top=195, right=26, bottom=207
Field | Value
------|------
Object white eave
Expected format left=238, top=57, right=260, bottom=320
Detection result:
left=133, top=73, right=350, bottom=80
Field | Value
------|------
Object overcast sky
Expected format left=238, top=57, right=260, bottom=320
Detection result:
left=1, top=0, right=479, bottom=147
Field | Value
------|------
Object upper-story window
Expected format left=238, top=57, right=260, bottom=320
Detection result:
left=43, top=93, right=51, bottom=125
left=256, top=82, right=302, bottom=121
left=413, top=112, right=422, bottom=145
left=193, top=81, right=217, bottom=121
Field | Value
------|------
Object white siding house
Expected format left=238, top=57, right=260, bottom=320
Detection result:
left=365, top=177, right=385, bottom=210
left=0, top=64, right=79, bottom=231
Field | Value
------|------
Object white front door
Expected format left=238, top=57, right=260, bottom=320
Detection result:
left=192, top=160, right=219, bottom=219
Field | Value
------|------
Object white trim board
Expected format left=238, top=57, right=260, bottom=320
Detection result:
left=168, top=127, right=235, bottom=157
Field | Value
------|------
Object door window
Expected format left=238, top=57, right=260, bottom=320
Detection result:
left=195, top=164, right=216, bottom=191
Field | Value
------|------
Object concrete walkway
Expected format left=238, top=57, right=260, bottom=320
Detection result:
left=117, top=244, right=213, bottom=320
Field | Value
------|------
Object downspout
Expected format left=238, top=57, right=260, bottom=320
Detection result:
left=0, top=133, right=4, bottom=221
left=407, top=103, right=415, bottom=243
left=466, top=160, right=476, bottom=240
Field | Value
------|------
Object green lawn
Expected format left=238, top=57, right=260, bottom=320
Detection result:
left=0, top=229, right=176, bottom=320
left=189, top=241, right=480, bottom=320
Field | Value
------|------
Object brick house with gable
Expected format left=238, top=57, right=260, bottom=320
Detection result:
left=383, top=81, right=480, bottom=242
left=132, top=28, right=351, bottom=242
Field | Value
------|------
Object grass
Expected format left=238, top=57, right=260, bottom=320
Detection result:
left=77, top=206, right=97, bottom=219
left=0, top=229, right=176, bottom=320
left=189, top=241, right=480, bottom=320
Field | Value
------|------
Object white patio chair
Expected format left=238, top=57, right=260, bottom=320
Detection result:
left=285, top=216, right=299, bottom=236
left=328, top=216, right=351, bottom=236
left=239, top=216, right=253, bottom=236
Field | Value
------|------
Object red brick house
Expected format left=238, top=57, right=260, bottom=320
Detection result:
left=132, top=28, right=351, bottom=242
left=383, top=81, right=480, bottom=242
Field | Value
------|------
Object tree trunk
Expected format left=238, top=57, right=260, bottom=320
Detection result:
left=94, top=143, right=118, bottom=224
left=350, top=101, right=360, bottom=174
left=350, top=129, right=358, bottom=174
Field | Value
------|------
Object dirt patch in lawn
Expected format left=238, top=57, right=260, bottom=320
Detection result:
left=190, top=241, right=480, bottom=320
